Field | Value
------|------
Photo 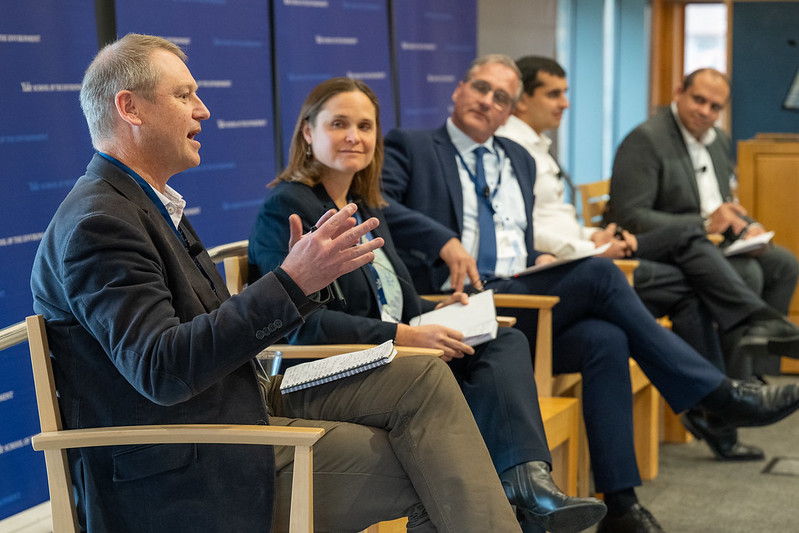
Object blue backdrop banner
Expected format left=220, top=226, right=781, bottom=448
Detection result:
left=116, top=0, right=276, bottom=248
left=273, top=0, right=395, bottom=164
left=391, top=0, right=477, bottom=129
left=0, top=0, right=98, bottom=520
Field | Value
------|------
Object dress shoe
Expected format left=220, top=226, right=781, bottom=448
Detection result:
left=500, top=461, right=606, bottom=533
left=516, top=507, right=546, bottom=533
left=740, top=315, right=799, bottom=358
left=703, top=379, right=799, bottom=428
left=680, top=408, right=765, bottom=461
left=597, top=503, right=664, bottom=533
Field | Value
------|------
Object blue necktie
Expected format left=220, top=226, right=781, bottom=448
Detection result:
left=473, top=146, right=496, bottom=277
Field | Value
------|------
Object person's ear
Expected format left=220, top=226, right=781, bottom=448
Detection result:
left=301, top=120, right=312, bottom=144
left=115, top=90, right=142, bottom=126
left=452, top=81, right=465, bottom=104
left=514, top=94, right=529, bottom=115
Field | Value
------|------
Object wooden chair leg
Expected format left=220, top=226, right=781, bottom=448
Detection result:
left=660, top=397, right=693, bottom=443
left=632, top=381, right=660, bottom=481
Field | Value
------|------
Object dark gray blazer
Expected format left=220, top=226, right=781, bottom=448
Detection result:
left=30, top=154, right=309, bottom=533
left=607, top=106, right=736, bottom=234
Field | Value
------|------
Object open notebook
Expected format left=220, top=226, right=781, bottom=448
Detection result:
left=279, top=340, right=397, bottom=394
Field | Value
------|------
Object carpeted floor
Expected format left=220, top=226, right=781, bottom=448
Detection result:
left=585, top=374, right=799, bottom=533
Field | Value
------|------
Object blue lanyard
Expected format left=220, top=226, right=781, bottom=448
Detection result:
left=453, top=146, right=503, bottom=214
left=353, top=211, right=388, bottom=309
left=98, top=152, right=216, bottom=294
left=98, top=153, right=183, bottom=243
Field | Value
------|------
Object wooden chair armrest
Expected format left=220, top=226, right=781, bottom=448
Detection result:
left=271, top=344, right=444, bottom=358
left=497, top=316, right=516, bottom=327
left=422, top=294, right=560, bottom=309
left=207, top=240, right=249, bottom=264
left=31, top=424, right=324, bottom=450
left=492, top=294, right=559, bottom=309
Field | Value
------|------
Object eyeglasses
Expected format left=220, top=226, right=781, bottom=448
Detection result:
left=467, top=79, right=515, bottom=110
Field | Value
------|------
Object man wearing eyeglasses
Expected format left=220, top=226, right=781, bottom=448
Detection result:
left=380, top=54, right=799, bottom=533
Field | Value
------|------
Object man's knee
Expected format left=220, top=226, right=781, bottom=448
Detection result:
left=763, top=245, right=799, bottom=283
left=728, top=256, right=764, bottom=294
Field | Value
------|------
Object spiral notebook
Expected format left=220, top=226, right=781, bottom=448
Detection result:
left=279, top=340, right=397, bottom=394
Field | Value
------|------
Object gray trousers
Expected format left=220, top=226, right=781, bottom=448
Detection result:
left=268, top=356, right=521, bottom=533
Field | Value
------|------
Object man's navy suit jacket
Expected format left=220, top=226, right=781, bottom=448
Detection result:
left=30, top=154, right=307, bottom=533
left=381, top=124, right=541, bottom=293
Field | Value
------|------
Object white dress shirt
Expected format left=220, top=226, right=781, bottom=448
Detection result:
left=670, top=102, right=724, bottom=218
left=445, top=118, right=528, bottom=282
left=496, top=115, right=598, bottom=258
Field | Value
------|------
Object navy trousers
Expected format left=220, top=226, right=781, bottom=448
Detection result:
left=448, top=327, right=552, bottom=474
left=488, top=257, right=725, bottom=492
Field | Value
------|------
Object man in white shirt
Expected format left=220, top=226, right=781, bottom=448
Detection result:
left=381, top=53, right=799, bottom=533
left=497, top=56, right=799, bottom=464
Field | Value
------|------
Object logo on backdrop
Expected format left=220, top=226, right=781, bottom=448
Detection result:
left=0, top=232, right=44, bottom=247
left=20, top=82, right=80, bottom=93
left=427, top=74, right=456, bottom=83
left=165, top=36, right=191, bottom=46
left=400, top=41, right=437, bottom=51
left=284, top=0, right=328, bottom=7
left=314, top=35, right=358, bottom=45
left=216, top=119, right=268, bottom=129
left=0, top=34, right=41, bottom=43
left=346, top=71, right=386, bottom=80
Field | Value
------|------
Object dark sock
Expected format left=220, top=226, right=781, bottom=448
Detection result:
left=698, top=378, right=734, bottom=412
left=604, top=488, right=638, bottom=517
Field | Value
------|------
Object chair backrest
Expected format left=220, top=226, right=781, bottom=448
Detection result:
left=207, top=240, right=249, bottom=295
left=223, top=254, right=248, bottom=295
left=577, top=179, right=611, bottom=228
left=26, top=314, right=82, bottom=532
left=25, top=314, right=323, bottom=533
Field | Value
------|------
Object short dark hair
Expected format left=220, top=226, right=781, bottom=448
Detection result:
left=682, top=68, right=730, bottom=91
left=515, top=56, right=566, bottom=96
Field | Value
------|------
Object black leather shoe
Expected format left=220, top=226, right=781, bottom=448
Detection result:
left=740, top=316, right=799, bottom=358
left=597, top=503, right=664, bottom=533
left=704, top=380, right=799, bottom=428
left=680, top=409, right=765, bottom=461
left=500, top=461, right=606, bottom=533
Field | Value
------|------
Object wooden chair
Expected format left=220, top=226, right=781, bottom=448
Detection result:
left=578, top=179, right=611, bottom=228
left=19, top=315, right=323, bottom=533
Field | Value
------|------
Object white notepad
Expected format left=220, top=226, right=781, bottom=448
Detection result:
left=409, top=289, right=498, bottom=346
left=279, top=340, right=397, bottom=394
left=723, top=231, right=774, bottom=257
left=507, top=243, right=611, bottom=277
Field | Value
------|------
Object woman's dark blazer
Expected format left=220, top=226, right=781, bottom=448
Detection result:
left=249, top=181, right=437, bottom=345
